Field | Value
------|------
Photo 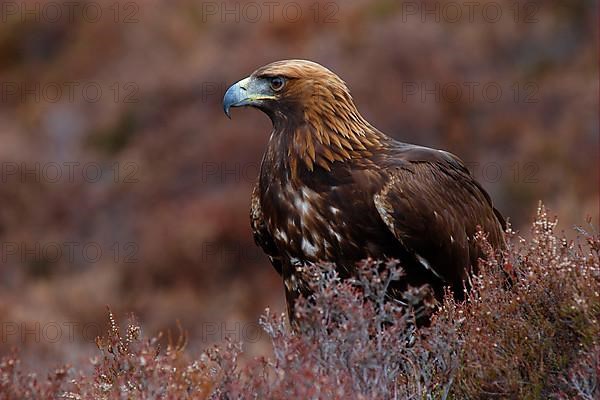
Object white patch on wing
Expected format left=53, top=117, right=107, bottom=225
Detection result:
left=293, top=195, right=310, bottom=216
left=329, top=227, right=343, bottom=243
left=290, top=257, right=302, bottom=266
left=301, top=187, right=315, bottom=198
left=290, top=187, right=321, bottom=226
left=284, top=275, right=299, bottom=291
left=416, top=254, right=443, bottom=280
left=278, top=185, right=334, bottom=257
left=275, top=229, right=288, bottom=242
left=301, top=238, right=318, bottom=257
left=374, top=193, right=395, bottom=235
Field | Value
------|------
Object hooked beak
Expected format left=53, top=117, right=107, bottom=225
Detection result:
left=223, top=76, right=274, bottom=118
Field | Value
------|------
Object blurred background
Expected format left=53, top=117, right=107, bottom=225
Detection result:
left=0, top=0, right=597, bottom=370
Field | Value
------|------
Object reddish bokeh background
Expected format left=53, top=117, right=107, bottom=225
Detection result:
left=0, top=0, right=597, bottom=370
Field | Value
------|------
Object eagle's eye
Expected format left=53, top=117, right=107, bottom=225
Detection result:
left=270, top=77, right=285, bottom=92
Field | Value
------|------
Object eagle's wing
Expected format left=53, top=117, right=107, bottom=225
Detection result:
left=250, top=184, right=282, bottom=275
left=373, top=148, right=505, bottom=291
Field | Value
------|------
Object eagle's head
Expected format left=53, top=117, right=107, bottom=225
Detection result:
left=223, top=60, right=384, bottom=171
left=223, top=60, right=346, bottom=121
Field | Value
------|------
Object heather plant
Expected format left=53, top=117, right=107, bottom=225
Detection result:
left=212, top=261, right=457, bottom=399
left=0, top=205, right=598, bottom=399
left=446, top=206, right=600, bottom=398
left=555, top=344, right=600, bottom=400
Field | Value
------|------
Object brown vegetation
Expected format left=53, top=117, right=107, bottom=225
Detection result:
left=1, top=205, right=598, bottom=399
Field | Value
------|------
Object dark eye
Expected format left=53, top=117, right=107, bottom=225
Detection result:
left=270, top=77, right=285, bottom=91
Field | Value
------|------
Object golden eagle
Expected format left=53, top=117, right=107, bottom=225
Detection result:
left=223, top=60, right=505, bottom=319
